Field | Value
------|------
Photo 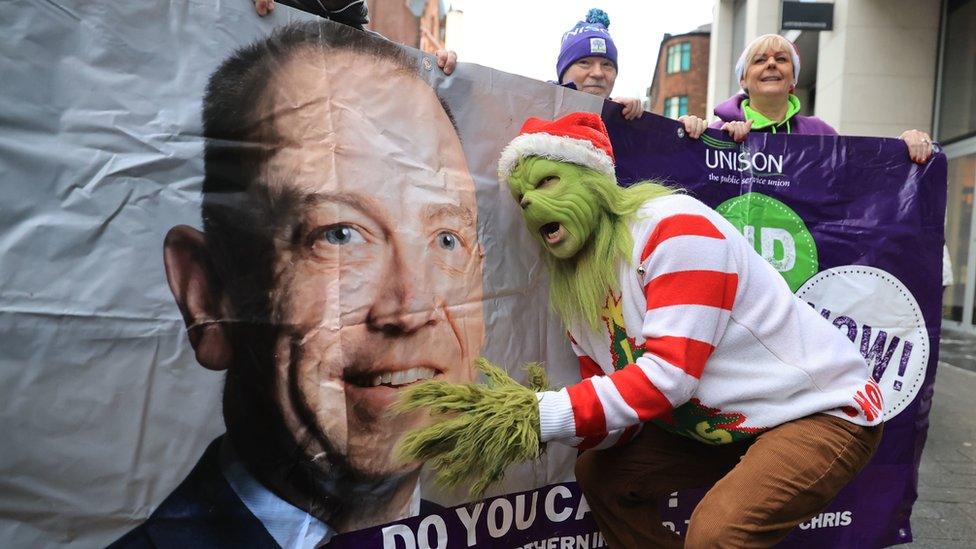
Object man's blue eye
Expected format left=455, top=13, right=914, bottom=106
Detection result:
left=322, top=225, right=362, bottom=245
left=437, top=232, right=458, bottom=250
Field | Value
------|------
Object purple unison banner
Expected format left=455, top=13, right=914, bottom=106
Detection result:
left=330, top=107, right=947, bottom=549
left=606, top=104, right=947, bottom=548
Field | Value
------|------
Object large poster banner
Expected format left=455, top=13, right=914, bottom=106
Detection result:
left=0, top=2, right=944, bottom=548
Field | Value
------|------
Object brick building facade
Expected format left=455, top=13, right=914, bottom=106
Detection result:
left=367, top=0, right=444, bottom=53
left=647, top=25, right=711, bottom=119
left=418, top=0, right=445, bottom=52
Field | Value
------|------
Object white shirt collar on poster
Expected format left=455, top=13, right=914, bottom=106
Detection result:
left=219, top=439, right=423, bottom=548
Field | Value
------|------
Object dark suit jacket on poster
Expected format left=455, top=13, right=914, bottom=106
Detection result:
left=110, top=438, right=279, bottom=548
left=110, top=437, right=444, bottom=548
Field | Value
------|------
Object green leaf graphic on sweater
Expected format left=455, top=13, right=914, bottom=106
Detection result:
left=654, top=399, right=764, bottom=445
left=601, top=293, right=645, bottom=370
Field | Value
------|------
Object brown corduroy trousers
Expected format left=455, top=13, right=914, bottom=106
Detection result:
left=575, top=414, right=883, bottom=548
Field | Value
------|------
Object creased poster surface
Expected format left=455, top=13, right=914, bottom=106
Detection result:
left=0, top=2, right=944, bottom=548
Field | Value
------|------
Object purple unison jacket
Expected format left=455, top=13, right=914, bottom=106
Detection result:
left=710, top=93, right=838, bottom=136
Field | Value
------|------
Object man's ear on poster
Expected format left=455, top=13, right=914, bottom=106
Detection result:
left=163, top=225, right=233, bottom=371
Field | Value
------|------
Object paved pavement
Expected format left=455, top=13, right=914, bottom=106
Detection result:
left=902, top=327, right=976, bottom=547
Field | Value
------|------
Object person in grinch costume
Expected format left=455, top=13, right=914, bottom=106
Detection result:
left=398, top=112, right=884, bottom=547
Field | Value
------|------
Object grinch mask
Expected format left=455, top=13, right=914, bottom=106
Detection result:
left=508, top=157, right=602, bottom=259
left=506, top=155, right=673, bottom=329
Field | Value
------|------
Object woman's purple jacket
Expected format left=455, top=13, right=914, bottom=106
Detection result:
left=709, top=93, right=838, bottom=135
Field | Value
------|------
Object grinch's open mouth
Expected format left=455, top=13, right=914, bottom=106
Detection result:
left=540, top=222, right=565, bottom=245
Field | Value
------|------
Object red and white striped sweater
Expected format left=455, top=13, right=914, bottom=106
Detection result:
left=536, top=194, right=883, bottom=448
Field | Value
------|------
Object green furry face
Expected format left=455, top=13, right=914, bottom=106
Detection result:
left=505, top=153, right=673, bottom=330
left=507, top=158, right=602, bottom=259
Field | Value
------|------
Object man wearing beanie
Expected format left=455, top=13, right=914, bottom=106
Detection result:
left=557, top=9, right=644, bottom=120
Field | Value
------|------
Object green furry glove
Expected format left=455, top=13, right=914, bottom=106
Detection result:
left=395, top=358, right=549, bottom=498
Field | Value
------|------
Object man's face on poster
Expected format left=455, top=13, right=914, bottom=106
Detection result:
left=261, top=50, right=484, bottom=476
left=230, top=48, right=483, bottom=480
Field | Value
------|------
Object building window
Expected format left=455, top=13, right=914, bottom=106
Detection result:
left=667, top=42, right=692, bottom=73
left=936, top=0, right=976, bottom=142
left=938, top=0, right=976, bottom=330
left=665, top=96, right=688, bottom=118
left=942, top=152, right=975, bottom=323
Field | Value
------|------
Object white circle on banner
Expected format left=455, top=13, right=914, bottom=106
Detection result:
left=796, top=266, right=928, bottom=420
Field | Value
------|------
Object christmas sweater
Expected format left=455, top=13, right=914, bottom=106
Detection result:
left=536, top=194, right=883, bottom=449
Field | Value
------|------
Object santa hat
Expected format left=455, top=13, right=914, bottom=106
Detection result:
left=497, top=112, right=615, bottom=184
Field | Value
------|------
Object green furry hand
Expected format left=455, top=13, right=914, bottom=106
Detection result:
left=394, top=358, right=549, bottom=498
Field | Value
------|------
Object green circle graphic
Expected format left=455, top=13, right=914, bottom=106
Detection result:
left=715, top=193, right=818, bottom=291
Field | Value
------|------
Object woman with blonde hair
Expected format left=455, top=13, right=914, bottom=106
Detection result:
left=680, top=34, right=933, bottom=163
